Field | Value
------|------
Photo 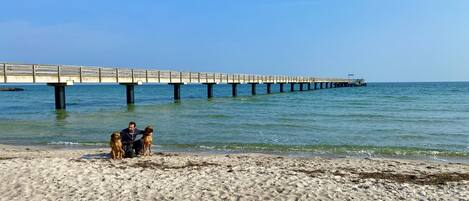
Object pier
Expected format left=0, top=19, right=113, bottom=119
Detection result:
left=0, top=63, right=366, bottom=109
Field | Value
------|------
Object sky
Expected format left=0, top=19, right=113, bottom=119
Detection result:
left=0, top=0, right=468, bottom=82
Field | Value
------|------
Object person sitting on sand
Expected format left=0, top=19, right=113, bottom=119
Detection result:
left=120, top=121, right=144, bottom=158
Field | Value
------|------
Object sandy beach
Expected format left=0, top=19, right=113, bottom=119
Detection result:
left=0, top=144, right=468, bottom=201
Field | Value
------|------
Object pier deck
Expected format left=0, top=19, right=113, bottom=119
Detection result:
left=0, top=63, right=366, bottom=109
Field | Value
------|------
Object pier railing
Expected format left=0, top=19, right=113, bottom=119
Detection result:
left=0, top=62, right=366, bottom=110
left=1, top=63, right=360, bottom=84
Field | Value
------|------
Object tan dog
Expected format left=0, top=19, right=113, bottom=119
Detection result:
left=110, top=131, right=124, bottom=159
left=142, top=126, right=153, bottom=156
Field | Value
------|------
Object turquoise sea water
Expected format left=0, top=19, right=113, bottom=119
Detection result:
left=0, top=82, right=468, bottom=162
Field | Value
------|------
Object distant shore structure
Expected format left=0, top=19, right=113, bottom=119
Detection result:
left=1, top=63, right=366, bottom=109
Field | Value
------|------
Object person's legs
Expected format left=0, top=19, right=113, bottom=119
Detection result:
left=123, top=144, right=135, bottom=158
left=133, top=139, right=143, bottom=155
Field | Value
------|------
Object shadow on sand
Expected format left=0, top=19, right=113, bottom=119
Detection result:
left=80, top=152, right=110, bottom=159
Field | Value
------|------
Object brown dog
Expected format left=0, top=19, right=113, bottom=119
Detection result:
left=141, top=126, right=153, bottom=156
left=110, top=131, right=124, bottom=159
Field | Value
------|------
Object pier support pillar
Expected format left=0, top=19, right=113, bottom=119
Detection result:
left=307, top=83, right=311, bottom=90
left=120, top=83, right=137, bottom=104
left=251, top=83, right=257, bottom=95
left=320, top=83, right=323, bottom=89
left=290, top=83, right=295, bottom=92
left=314, top=83, right=318, bottom=90
left=205, top=83, right=215, bottom=98
left=231, top=83, right=238, bottom=97
left=127, top=84, right=135, bottom=104
left=266, top=83, right=272, bottom=94
left=48, top=83, right=67, bottom=109
left=170, top=83, right=182, bottom=100
left=279, top=83, right=284, bottom=92
left=299, top=83, right=304, bottom=91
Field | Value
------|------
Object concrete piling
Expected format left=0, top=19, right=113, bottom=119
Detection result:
left=231, top=83, right=238, bottom=97
left=47, top=83, right=67, bottom=109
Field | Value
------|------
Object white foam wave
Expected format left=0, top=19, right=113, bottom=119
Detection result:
left=48, top=141, right=80, bottom=145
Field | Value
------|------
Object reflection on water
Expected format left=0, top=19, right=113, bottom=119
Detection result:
left=126, top=104, right=135, bottom=112
left=55, top=110, right=69, bottom=121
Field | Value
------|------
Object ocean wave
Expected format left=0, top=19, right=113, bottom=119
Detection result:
left=158, top=143, right=469, bottom=158
left=48, top=141, right=80, bottom=145
left=47, top=141, right=107, bottom=146
left=183, top=114, right=228, bottom=119
left=238, top=122, right=306, bottom=129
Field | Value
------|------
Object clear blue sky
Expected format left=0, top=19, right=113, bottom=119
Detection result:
left=1, top=0, right=468, bottom=82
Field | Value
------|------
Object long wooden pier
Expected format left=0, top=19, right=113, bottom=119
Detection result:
left=0, top=63, right=366, bottom=109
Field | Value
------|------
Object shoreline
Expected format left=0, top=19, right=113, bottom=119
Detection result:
left=2, top=142, right=468, bottom=164
left=1, top=144, right=468, bottom=200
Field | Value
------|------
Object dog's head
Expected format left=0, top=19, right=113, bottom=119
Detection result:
left=111, top=131, right=121, bottom=142
left=144, top=126, right=154, bottom=137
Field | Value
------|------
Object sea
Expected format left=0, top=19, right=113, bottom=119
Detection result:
left=0, top=82, right=468, bottom=163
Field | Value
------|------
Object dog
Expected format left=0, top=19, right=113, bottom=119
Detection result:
left=141, top=126, right=153, bottom=156
left=110, top=131, right=124, bottom=159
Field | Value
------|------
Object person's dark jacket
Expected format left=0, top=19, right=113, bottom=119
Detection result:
left=120, top=128, right=144, bottom=145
